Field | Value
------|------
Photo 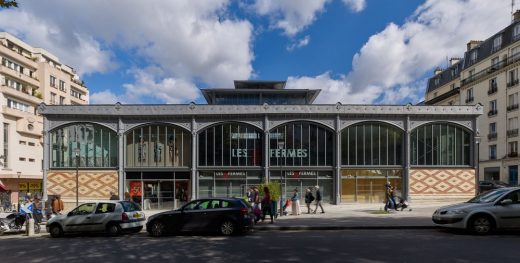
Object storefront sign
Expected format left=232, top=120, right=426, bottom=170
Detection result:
left=231, top=133, right=260, bottom=139
left=29, top=182, right=42, bottom=191
left=215, top=171, right=247, bottom=177
left=269, top=149, right=308, bottom=158
left=286, top=171, right=317, bottom=178
left=231, top=149, right=248, bottom=157
left=18, top=182, right=28, bottom=191
left=129, top=181, right=142, bottom=197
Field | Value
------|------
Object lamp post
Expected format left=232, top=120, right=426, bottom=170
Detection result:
left=17, top=171, right=21, bottom=212
left=74, top=148, right=80, bottom=206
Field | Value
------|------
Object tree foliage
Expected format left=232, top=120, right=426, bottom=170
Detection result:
left=0, top=0, right=18, bottom=8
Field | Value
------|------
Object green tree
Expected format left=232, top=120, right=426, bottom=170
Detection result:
left=0, top=0, right=18, bottom=8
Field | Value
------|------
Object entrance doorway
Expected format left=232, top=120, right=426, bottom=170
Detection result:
left=126, top=171, right=190, bottom=210
left=509, top=166, right=518, bottom=186
left=341, top=169, right=403, bottom=203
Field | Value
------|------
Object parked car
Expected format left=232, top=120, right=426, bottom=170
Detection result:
left=146, top=198, right=253, bottom=237
left=478, top=181, right=509, bottom=193
left=46, top=201, right=145, bottom=237
left=432, top=187, right=520, bottom=234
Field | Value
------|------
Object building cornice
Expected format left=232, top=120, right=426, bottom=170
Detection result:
left=38, top=103, right=483, bottom=117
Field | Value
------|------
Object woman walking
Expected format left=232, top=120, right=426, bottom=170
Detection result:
left=261, top=186, right=274, bottom=224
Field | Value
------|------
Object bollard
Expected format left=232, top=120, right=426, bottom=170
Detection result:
left=26, top=218, right=35, bottom=236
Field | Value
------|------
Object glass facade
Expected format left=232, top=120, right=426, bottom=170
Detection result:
left=341, top=122, right=403, bottom=166
left=50, top=123, right=118, bottom=168
left=341, top=169, right=403, bottom=203
left=270, top=170, right=333, bottom=203
left=270, top=122, right=334, bottom=166
left=411, top=123, right=472, bottom=166
left=199, top=170, right=262, bottom=198
left=125, top=172, right=190, bottom=210
left=198, top=123, right=263, bottom=167
left=126, top=124, right=191, bottom=167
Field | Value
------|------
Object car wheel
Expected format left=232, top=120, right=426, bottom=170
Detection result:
left=49, top=224, right=63, bottom=238
left=106, top=223, right=121, bottom=236
left=149, top=221, right=165, bottom=237
left=219, top=220, right=235, bottom=236
left=469, top=215, right=494, bottom=235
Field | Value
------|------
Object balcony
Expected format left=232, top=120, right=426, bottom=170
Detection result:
left=1, top=105, right=34, bottom=119
left=488, top=109, right=498, bottom=117
left=507, top=129, right=519, bottom=138
left=465, top=97, right=474, bottom=103
left=507, top=79, right=520, bottom=88
left=487, top=133, right=497, bottom=141
left=0, top=85, right=42, bottom=105
left=461, top=52, right=520, bottom=87
left=0, top=65, right=39, bottom=87
left=0, top=43, right=38, bottom=68
left=507, top=104, right=519, bottom=111
left=488, top=86, right=498, bottom=95
left=509, top=152, right=519, bottom=158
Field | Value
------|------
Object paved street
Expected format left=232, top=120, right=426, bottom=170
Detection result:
left=1, top=229, right=519, bottom=263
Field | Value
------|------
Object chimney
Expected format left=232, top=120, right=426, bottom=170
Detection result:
left=467, top=40, right=483, bottom=51
left=513, top=10, right=520, bottom=23
left=434, top=67, right=443, bottom=76
left=449, top=57, right=461, bottom=66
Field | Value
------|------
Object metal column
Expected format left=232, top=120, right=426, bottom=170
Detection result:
left=191, top=117, right=197, bottom=200
left=264, top=115, right=269, bottom=182
left=404, top=116, right=410, bottom=202
left=118, top=118, right=125, bottom=200
left=335, top=114, right=341, bottom=205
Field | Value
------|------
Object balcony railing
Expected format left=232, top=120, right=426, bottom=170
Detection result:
left=461, top=51, right=520, bottom=87
left=508, top=152, right=518, bottom=158
left=488, top=109, right=498, bottom=116
left=507, top=129, right=519, bottom=138
left=507, top=104, right=519, bottom=111
left=487, top=133, right=497, bottom=140
left=507, top=79, right=519, bottom=88
left=488, top=86, right=498, bottom=95
left=465, top=97, right=474, bottom=103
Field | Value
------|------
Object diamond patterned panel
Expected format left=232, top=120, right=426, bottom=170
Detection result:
left=47, top=171, right=118, bottom=200
left=409, top=169, right=476, bottom=195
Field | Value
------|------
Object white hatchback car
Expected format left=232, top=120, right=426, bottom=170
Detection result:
left=432, top=187, right=520, bottom=234
left=46, top=201, right=146, bottom=237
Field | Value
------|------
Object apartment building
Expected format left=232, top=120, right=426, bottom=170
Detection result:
left=425, top=12, right=520, bottom=186
left=0, top=32, right=89, bottom=210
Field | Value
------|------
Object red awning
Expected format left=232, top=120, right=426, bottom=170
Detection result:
left=0, top=181, right=8, bottom=191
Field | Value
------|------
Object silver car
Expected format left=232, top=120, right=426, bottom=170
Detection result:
left=46, top=201, right=146, bottom=237
left=432, top=187, right=520, bottom=234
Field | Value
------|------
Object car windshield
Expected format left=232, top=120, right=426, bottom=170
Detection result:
left=121, top=201, right=142, bottom=212
left=467, top=188, right=510, bottom=203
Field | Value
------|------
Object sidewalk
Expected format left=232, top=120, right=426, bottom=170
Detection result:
left=0, top=201, right=455, bottom=235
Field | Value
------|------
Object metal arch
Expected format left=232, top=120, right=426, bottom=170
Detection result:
left=340, top=120, right=405, bottom=132
left=48, top=121, right=118, bottom=133
left=196, top=120, right=264, bottom=134
left=268, top=119, right=335, bottom=132
left=409, top=120, right=474, bottom=133
left=123, top=121, right=192, bottom=135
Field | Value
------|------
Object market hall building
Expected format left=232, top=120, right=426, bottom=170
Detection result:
left=38, top=81, right=482, bottom=210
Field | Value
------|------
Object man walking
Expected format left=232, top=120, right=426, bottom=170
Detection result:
left=313, top=185, right=325, bottom=214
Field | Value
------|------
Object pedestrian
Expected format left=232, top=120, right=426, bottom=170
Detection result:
left=261, top=186, right=274, bottom=224
left=109, top=191, right=119, bottom=200
left=291, top=188, right=301, bottom=215
left=33, top=197, right=43, bottom=223
left=304, top=188, right=315, bottom=214
left=246, top=187, right=253, bottom=203
left=313, top=185, right=325, bottom=213
left=384, top=181, right=397, bottom=211
left=52, top=195, right=64, bottom=215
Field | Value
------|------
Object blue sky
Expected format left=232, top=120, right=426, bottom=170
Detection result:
left=0, top=0, right=513, bottom=104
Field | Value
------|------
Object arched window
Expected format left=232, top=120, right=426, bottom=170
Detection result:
left=341, top=122, right=403, bottom=166
left=50, top=123, right=118, bottom=168
left=411, top=123, right=472, bottom=166
left=198, top=122, right=262, bottom=166
left=126, top=124, right=191, bottom=167
left=270, top=122, right=333, bottom=166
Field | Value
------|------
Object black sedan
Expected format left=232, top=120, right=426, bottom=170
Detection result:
left=146, top=198, right=253, bottom=236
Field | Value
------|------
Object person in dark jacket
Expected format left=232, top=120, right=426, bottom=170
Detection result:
left=313, top=185, right=325, bottom=213
left=261, top=186, right=274, bottom=224
left=304, top=188, right=315, bottom=214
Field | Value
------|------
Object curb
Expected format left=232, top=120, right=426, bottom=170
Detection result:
left=253, top=225, right=437, bottom=231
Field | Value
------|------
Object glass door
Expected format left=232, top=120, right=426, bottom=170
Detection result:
left=509, top=166, right=518, bottom=186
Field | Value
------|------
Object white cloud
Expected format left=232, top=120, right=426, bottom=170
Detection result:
left=287, top=0, right=511, bottom=104
left=342, top=0, right=366, bottom=13
left=90, top=90, right=122, bottom=104
left=286, top=35, right=310, bottom=51
left=252, top=0, right=330, bottom=36
left=0, top=0, right=254, bottom=102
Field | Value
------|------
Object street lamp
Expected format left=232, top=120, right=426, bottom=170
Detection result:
left=74, top=148, right=80, bottom=206
left=17, top=171, right=21, bottom=212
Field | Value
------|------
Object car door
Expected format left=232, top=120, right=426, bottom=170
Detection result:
left=89, top=203, right=117, bottom=232
left=197, top=200, right=226, bottom=231
left=177, top=200, right=204, bottom=232
left=61, top=203, right=97, bottom=232
left=492, top=190, right=520, bottom=228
